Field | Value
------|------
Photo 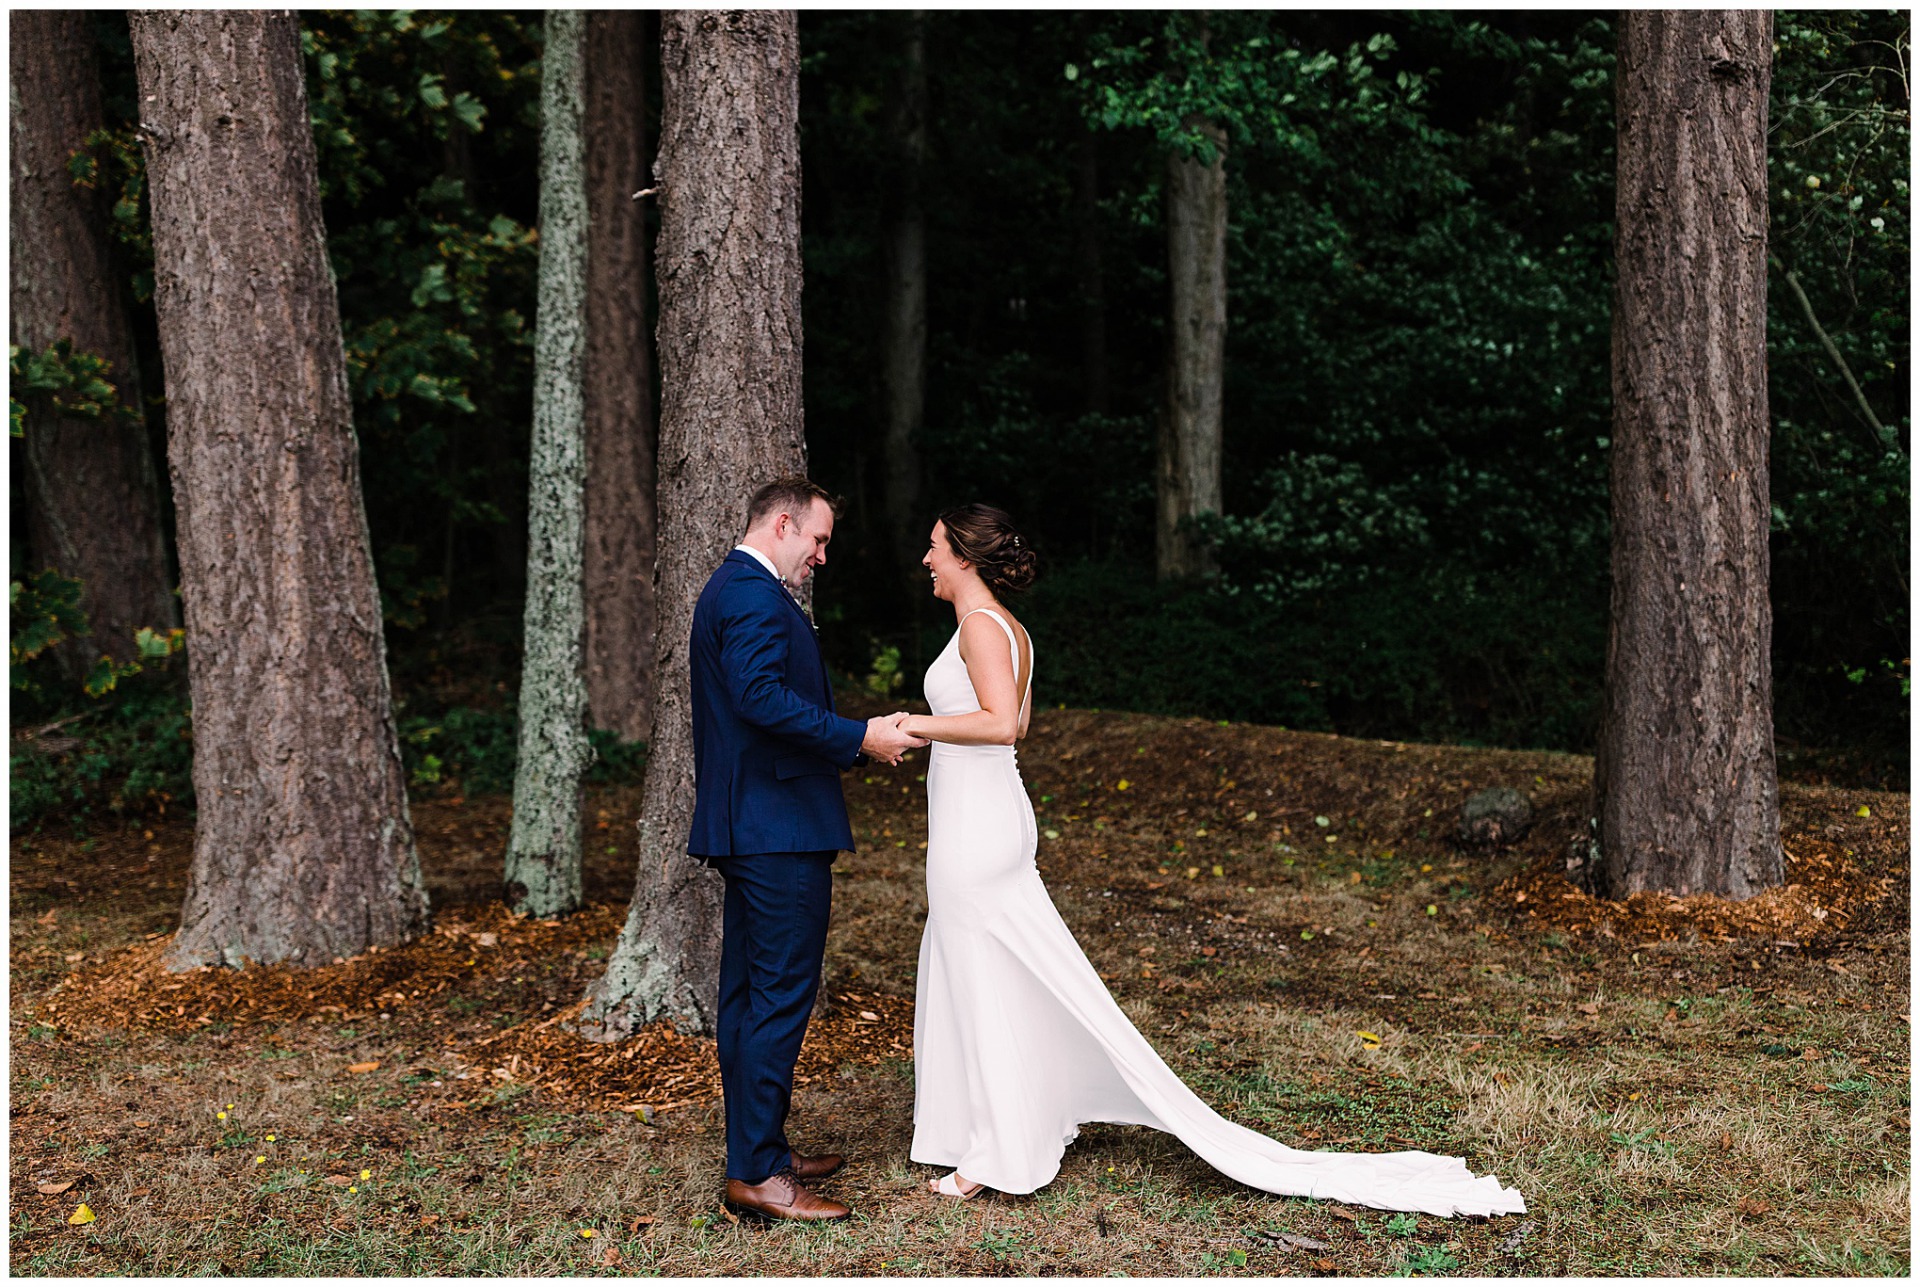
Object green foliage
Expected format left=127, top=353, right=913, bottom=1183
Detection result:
left=9, top=341, right=140, bottom=437
left=72, top=124, right=155, bottom=301
left=399, top=706, right=519, bottom=797
left=11, top=569, right=183, bottom=702
left=9, top=682, right=194, bottom=833
left=10, top=565, right=192, bottom=831
left=1391, top=1245, right=1461, bottom=1277
left=398, top=705, right=645, bottom=797
left=10, top=571, right=90, bottom=693
left=1078, top=13, right=1427, bottom=164
left=301, top=11, right=544, bottom=629
left=1764, top=11, right=1909, bottom=756
left=1018, top=558, right=1603, bottom=752
left=863, top=643, right=905, bottom=698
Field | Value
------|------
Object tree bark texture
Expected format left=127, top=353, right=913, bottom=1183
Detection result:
left=882, top=10, right=927, bottom=598
left=506, top=9, right=594, bottom=919
left=1590, top=9, right=1781, bottom=899
left=1158, top=118, right=1227, bottom=581
left=582, top=9, right=806, bottom=1039
left=11, top=10, right=176, bottom=673
left=130, top=10, right=426, bottom=967
left=583, top=10, right=658, bottom=744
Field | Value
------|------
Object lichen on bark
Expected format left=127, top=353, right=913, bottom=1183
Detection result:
left=505, top=8, right=594, bottom=919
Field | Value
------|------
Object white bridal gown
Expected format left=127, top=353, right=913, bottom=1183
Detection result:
left=909, top=608, right=1526, bottom=1217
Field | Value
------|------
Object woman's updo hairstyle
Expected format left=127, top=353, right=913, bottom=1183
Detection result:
left=938, top=503, right=1039, bottom=595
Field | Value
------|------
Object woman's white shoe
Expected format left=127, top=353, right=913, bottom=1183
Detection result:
left=927, top=1170, right=985, bottom=1199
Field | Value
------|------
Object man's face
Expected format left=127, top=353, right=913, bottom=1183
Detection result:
left=771, top=497, right=834, bottom=587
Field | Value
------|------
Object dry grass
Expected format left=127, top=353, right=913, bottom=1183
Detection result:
left=10, top=703, right=1910, bottom=1276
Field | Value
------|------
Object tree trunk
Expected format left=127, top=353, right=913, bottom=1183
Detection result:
left=130, top=10, right=427, bottom=968
left=882, top=10, right=927, bottom=601
left=1158, top=116, right=1226, bottom=581
left=581, top=9, right=806, bottom=1039
left=1074, top=125, right=1109, bottom=417
left=1588, top=9, right=1781, bottom=899
left=11, top=10, right=176, bottom=674
left=582, top=10, right=658, bottom=744
left=505, top=9, right=594, bottom=919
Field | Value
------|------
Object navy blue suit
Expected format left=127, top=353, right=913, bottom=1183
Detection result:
left=688, top=550, right=867, bottom=1183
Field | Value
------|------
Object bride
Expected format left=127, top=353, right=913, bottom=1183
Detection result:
left=893, top=503, right=1525, bottom=1217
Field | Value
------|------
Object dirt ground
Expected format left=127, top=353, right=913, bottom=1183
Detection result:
left=10, top=700, right=1910, bottom=1276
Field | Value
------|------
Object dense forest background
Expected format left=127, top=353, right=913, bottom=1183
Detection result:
left=11, top=10, right=1910, bottom=832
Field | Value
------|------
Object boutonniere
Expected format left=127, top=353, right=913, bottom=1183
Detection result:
left=786, top=583, right=818, bottom=631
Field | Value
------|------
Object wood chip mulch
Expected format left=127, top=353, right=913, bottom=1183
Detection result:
left=37, top=901, right=627, bottom=1034
left=1493, top=832, right=1905, bottom=944
left=35, top=899, right=917, bottom=1114
left=461, top=988, right=916, bottom=1114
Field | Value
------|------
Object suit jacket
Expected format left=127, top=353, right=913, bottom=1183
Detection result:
left=687, top=550, right=867, bottom=858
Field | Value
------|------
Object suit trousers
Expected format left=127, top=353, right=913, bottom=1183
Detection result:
left=711, top=850, right=836, bottom=1184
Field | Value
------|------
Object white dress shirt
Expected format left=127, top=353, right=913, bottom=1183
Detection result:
left=733, top=543, right=783, bottom=585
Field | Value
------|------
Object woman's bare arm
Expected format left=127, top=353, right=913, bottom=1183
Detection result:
left=901, top=614, right=1025, bottom=747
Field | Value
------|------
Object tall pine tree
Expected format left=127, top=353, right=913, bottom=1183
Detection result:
left=131, top=10, right=426, bottom=967
left=1587, top=9, right=1782, bottom=898
left=506, top=8, right=594, bottom=918
left=583, top=9, right=807, bottom=1038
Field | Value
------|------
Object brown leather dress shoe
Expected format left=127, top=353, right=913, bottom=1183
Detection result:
left=789, top=1150, right=846, bottom=1181
left=724, top=1168, right=851, bottom=1223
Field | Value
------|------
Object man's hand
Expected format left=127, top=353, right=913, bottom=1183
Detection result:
left=863, top=712, right=928, bottom=766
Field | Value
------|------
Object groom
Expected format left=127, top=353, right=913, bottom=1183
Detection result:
left=691, top=476, right=925, bottom=1223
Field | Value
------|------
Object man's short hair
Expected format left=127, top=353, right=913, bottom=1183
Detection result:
left=745, top=476, right=839, bottom=531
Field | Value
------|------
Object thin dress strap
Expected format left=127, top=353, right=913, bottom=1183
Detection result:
left=960, top=607, right=1032, bottom=714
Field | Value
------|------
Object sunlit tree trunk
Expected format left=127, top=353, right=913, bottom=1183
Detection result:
left=506, top=9, right=594, bottom=918
left=583, top=10, right=658, bottom=745
left=1158, top=114, right=1226, bottom=581
left=582, top=9, right=806, bottom=1039
left=11, top=10, right=175, bottom=675
left=882, top=10, right=927, bottom=602
left=1588, top=8, right=1781, bottom=899
left=131, top=9, right=426, bottom=967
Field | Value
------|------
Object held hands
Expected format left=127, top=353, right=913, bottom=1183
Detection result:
left=863, top=711, right=928, bottom=766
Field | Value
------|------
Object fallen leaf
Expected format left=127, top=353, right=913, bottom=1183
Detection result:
left=1576, top=1002, right=1600, bottom=1016
left=132, top=1121, right=151, bottom=1129
left=1737, top=1198, right=1771, bottom=1217
left=1496, top=1219, right=1539, bottom=1256
left=68, top=1204, right=95, bottom=1225
left=630, top=1215, right=657, bottom=1232
left=1356, top=1031, right=1382, bottom=1049
left=127, top=1188, right=150, bottom=1198
left=323, top=1175, right=354, bottom=1187
left=475, top=932, right=498, bottom=947
left=1328, top=1204, right=1360, bottom=1222
left=1799, top=1048, right=1821, bottom=1062
left=36, top=1180, right=74, bottom=1196
left=64, top=952, right=84, bottom=963
left=1314, top=1258, right=1337, bottom=1272
left=1719, top=1132, right=1733, bottom=1152
left=858, top=1011, right=880, bottom=1022
left=597, top=1242, right=623, bottom=1267
left=346, top=1061, right=381, bottom=1074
